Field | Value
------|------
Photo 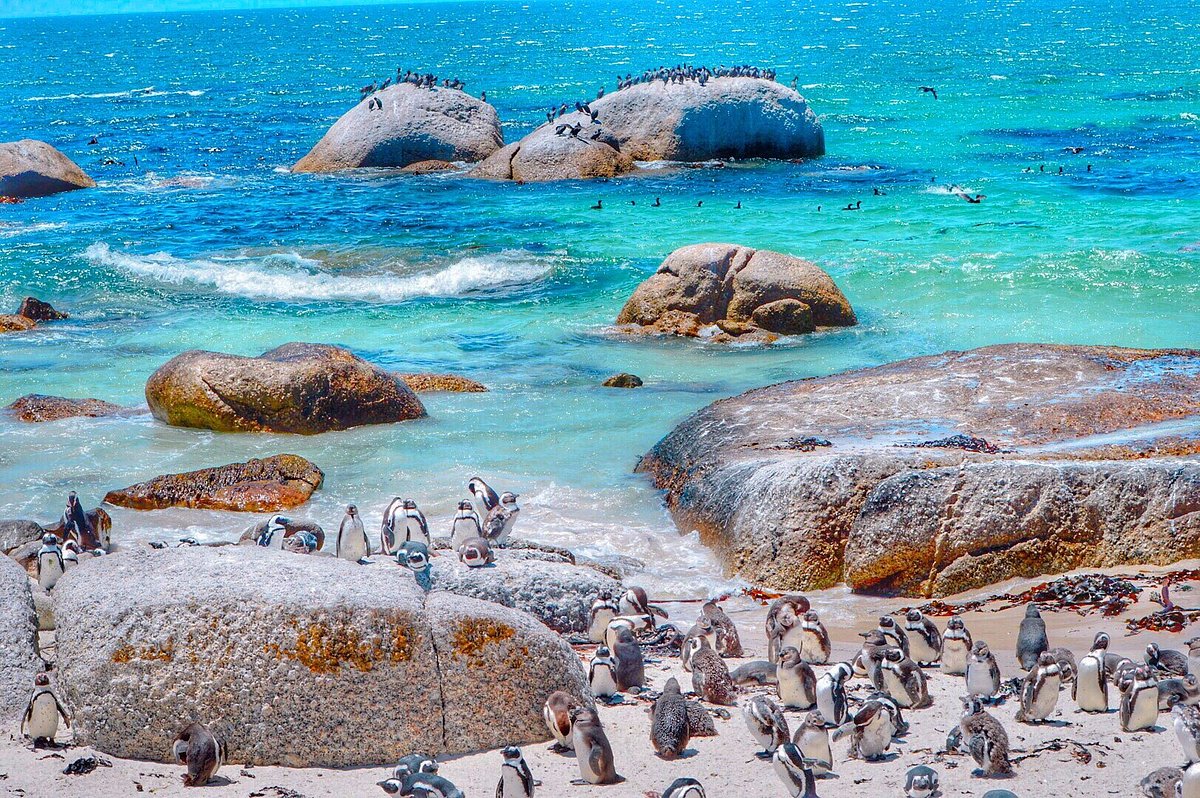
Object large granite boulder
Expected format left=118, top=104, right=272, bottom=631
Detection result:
left=0, top=556, right=41, bottom=720
left=104, top=454, right=324, bottom=511
left=638, top=344, right=1200, bottom=596
left=430, top=554, right=622, bottom=633
left=0, top=520, right=45, bottom=554
left=145, top=343, right=425, bottom=434
left=472, top=112, right=635, bottom=182
left=0, top=139, right=95, bottom=198
left=616, top=243, right=856, bottom=341
left=293, top=84, right=502, bottom=173
left=590, top=77, right=824, bottom=162
left=53, top=547, right=589, bottom=765
left=6, top=394, right=125, bottom=422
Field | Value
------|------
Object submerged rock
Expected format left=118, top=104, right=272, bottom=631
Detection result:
left=639, top=343, right=1200, bottom=596
left=293, top=84, right=502, bottom=173
left=145, top=342, right=425, bottom=434
left=6, top=394, right=125, bottom=422
left=472, top=114, right=635, bottom=182
left=0, top=139, right=95, bottom=198
left=616, top=243, right=856, bottom=341
left=602, top=373, right=644, bottom=388
left=0, top=555, right=40, bottom=720
left=400, top=159, right=458, bottom=174
left=17, top=297, right=68, bottom=322
left=399, top=373, right=489, bottom=393
left=104, top=454, right=324, bottom=511
left=53, top=547, right=588, bottom=765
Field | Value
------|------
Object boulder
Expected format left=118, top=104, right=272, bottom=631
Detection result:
left=0, top=315, right=36, bottom=333
left=0, top=556, right=41, bottom=720
left=471, top=112, right=636, bottom=182
left=399, top=373, right=489, bottom=393
left=104, top=454, right=324, bottom=512
left=0, top=519, right=45, bottom=554
left=6, top=394, right=125, bottom=422
left=589, top=77, right=824, bottom=162
left=53, top=547, right=589, bottom=765
left=30, top=581, right=54, bottom=631
left=638, top=344, right=1200, bottom=596
left=145, top=343, right=425, bottom=434
left=0, top=139, right=95, bottom=198
left=429, top=553, right=622, bottom=633
left=616, top=243, right=856, bottom=341
left=18, top=297, right=68, bottom=322
left=293, top=84, right=502, bottom=173
left=602, top=373, right=644, bottom=388
left=400, top=159, right=457, bottom=174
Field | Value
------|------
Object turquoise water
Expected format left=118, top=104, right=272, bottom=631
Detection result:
left=1, top=0, right=1198, bottom=595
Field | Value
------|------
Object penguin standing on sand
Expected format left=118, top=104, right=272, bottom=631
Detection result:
left=21, top=674, right=69, bottom=747
left=835, top=698, right=894, bottom=760
left=400, top=499, right=431, bottom=547
left=941, top=616, right=973, bottom=675
left=336, top=505, right=369, bottom=563
left=766, top=595, right=811, bottom=661
left=172, top=722, right=225, bottom=787
left=881, top=648, right=932, bottom=709
left=483, top=492, right=520, bottom=545
left=1017, top=604, right=1049, bottom=670
left=661, top=778, right=706, bottom=798
left=777, top=646, right=817, bottom=709
left=959, top=696, right=1013, bottom=776
left=798, top=611, right=831, bottom=664
left=1120, top=664, right=1160, bottom=732
left=792, top=710, right=832, bottom=775
left=855, top=630, right=893, bottom=685
left=877, top=615, right=909, bottom=657
left=588, top=591, right=620, bottom=644
left=589, top=646, right=619, bottom=701
left=903, top=765, right=939, bottom=798
left=570, top=707, right=620, bottom=784
left=450, top=500, right=483, bottom=548
left=457, top=536, right=495, bottom=567
left=497, top=745, right=534, bottom=798
left=773, top=743, right=819, bottom=798
left=613, top=627, right=645, bottom=692
left=467, top=476, right=501, bottom=521
left=1016, top=651, right=1062, bottom=723
left=702, top=599, right=742, bottom=656
left=543, top=691, right=580, bottom=752
left=1172, top=700, right=1200, bottom=764
left=36, top=534, right=65, bottom=591
left=682, top=616, right=717, bottom=672
left=743, top=695, right=790, bottom=758
left=688, top=636, right=738, bottom=706
left=904, top=609, right=942, bottom=666
left=651, top=677, right=691, bottom=759
left=966, top=641, right=1002, bottom=700
left=816, top=662, right=852, bottom=727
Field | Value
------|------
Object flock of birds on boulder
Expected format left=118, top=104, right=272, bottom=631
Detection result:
left=357, top=68, right=480, bottom=109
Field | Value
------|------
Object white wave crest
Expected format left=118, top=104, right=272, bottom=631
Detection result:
left=26, top=87, right=206, bottom=101
left=83, top=242, right=552, bottom=302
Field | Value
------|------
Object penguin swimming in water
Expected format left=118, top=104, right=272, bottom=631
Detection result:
left=256, top=515, right=288, bottom=549
left=792, top=710, right=832, bottom=776
left=816, top=661, right=852, bottom=727
left=1016, top=651, right=1062, bottom=723
left=587, top=591, right=620, bottom=643
left=651, top=677, right=691, bottom=759
left=661, top=777, right=706, bottom=798
left=743, top=694, right=790, bottom=758
left=36, top=534, right=65, bottom=591
left=542, top=691, right=580, bottom=752
left=570, top=707, right=621, bottom=784
left=966, top=640, right=1002, bottom=700
left=467, top=476, right=501, bottom=521
left=450, top=500, right=483, bottom=548
left=21, top=673, right=69, bottom=747
left=1076, top=633, right=1111, bottom=712
left=1120, top=664, right=1160, bottom=732
left=483, top=492, right=520, bottom=545
left=797, top=610, right=831, bottom=664
left=589, top=646, right=619, bottom=701
left=1016, top=604, right=1049, bottom=670
left=497, top=745, right=534, bottom=798
left=959, top=696, right=1013, bottom=776
left=457, top=536, right=495, bottom=568
left=172, top=721, right=225, bottom=787
left=772, top=743, right=819, bottom=797
left=904, top=609, right=942, bottom=666
left=776, top=646, right=817, bottom=709
left=941, top=616, right=973, bottom=675
left=766, top=595, right=811, bottom=661
left=903, top=765, right=939, bottom=798
left=396, top=541, right=432, bottom=591
left=336, top=505, right=369, bottom=563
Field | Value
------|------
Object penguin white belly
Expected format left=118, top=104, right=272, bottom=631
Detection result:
left=772, top=757, right=804, bottom=798
left=941, top=640, right=968, bottom=675
left=588, top=610, right=614, bottom=644
left=1176, top=716, right=1200, bottom=764
left=37, top=555, right=64, bottom=591
left=572, top=731, right=600, bottom=782
left=909, top=635, right=938, bottom=664
left=501, top=767, right=527, bottom=798
left=859, top=716, right=891, bottom=758
left=796, top=730, right=831, bottom=775
left=1075, top=657, right=1106, bottom=711
left=26, top=693, right=59, bottom=739
left=495, top=513, right=517, bottom=545
left=799, top=630, right=826, bottom=663
left=338, top=532, right=368, bottom=562
left=1030, top=674, right=1061, bottom=720
left=544, top=706, right=572, bottom=748
left=1129, top=688, right=1160, bottom=731
left=781, top=626, right=806, bottom=655
left=778, top=670, right=814, bottom=709
left=882, top=669, right=914, bottom=707
left=816, top=681, right=839, bottom=725
left=451, top=520, right=477, bottom=548
left=966, top=664, right=994, bottom=696
left=591, top=665, right=618, bottom=698
left=1182, top=768, right=1200, bottom=798
left=404, top=518, right=429, bottom=546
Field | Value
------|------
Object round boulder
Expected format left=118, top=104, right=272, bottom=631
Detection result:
left=145, top=342, right=426, bottom=434
left=0, top=139, right=95, bottom=198
left=602, top=373, right=644, bottom=388
left=472, top=111, right=635, bottom=182
left=293, top=84, right=503, bottom=173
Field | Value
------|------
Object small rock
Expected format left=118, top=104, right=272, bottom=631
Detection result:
left=104, top=454, right=324, bottom=511
left=398, top=373, right=488, bottom=393
left=17, top=297, right=68, bottom=322
left=0, top=315, right=36, bottom=333
left=602, top=373, right=643, bottom=389
left=6, top=395, right=124, bottom=423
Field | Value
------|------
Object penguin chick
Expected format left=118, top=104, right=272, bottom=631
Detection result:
left=456, top=536, right=494, bottom=567
left=172, top=722, right=225, bottom=787
left=792, top=710, right=832, bottom=776
left=966, top=640, right=1002, bottom=700
left=613, top=627, right=646, bottom=692
left=743, top=694, right=790, bottom=758
left=1016, top=651, right=1062, bottom=724
left=620, top=586, right=669, bottom=620
left=880, top=648, right=932, bottom=709
left=21, top=673, right=69, bottom=747
left=542, top=691, right=579, bottom=752
left=959, top=696, right=1013, bottom=776
left=685, top=700, right=719, bottom=737
left=904, top=609, right=942, bottom=666
left=701, top=599, right=742, bottom=656
left=651, top=677, right=691, bottom=759
left=766, top=595, right=811, bottom=661
left=1121, top=664, right=1160, bottom=732
left=1016, top=604, right=1049, bottom=671
left=483, top=492, right=520, bottom=546
left=1172, top=700, right=1200, bottom=765
left=570, top=707, right=620, bottom=784
left=688, top=636, right=738, bottom=706
left=589, top=646, right=619, bottom=701
left=772, top=742, right=819, bottom=798
left=1148, top=642, right=1190, bottom=677
left=1140, top=766, right=1182, bottom=798
left=777, top=646, right=817, bottom=709
left=941, top=616, right=973, bottom=676
left=904, top=764, right=939, bottom=798
left=798, top=610, right=831, bottom=664
left=730, top=660, right=778, bottom=686
left=497, top=745, right=534, bottom=798
left=661, top=777, right=706, bottom=798
left=682, top=615, right=717, bottom=672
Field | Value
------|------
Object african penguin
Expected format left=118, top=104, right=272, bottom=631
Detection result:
left=570, top=707, right=620, bottom=784
left=21, top=673, right=69, bottom=746
left=701, top=599, right=742, bottom=656
left=612, top=626, right=645, bottom=692
left=467, top=476, right=501, bottom=521
left=36, top=534, right=65, bottom=591
left=834, top=698, right=894, bottom=761
left=904, top=609, right=942, bottom=666
left=378, top=773, right=464, bottom=797
left=816, top=661, right=852, bottom=727
left=903, top=764, right=939, bottom=798
left=766, top=595, right=811, bottom=661
left=1016, top=604, right=1049, bottom=671
left=776, top=646, right=817, bottom=709
left=400, top=499, right=431, bottom=547
left=743, top=694, right=790, bottom=758
left=1172, top=700, right=1200, bottom=764
left=797, top=610, right=831, bottom=664
left=772, top=742, right=819, bottom=798
left=588, top=591, right=620, bottom=644
left=1016, top=651, right=1061, bottom=724
left=542, top=691, right=580, bottom=752
left=1148, top=642, right=1190, bottom=677
left=456, top=536, right=495, bottom=568
left=589, top=646, right=619, bottom=701
left=256, top=515, right=288, bottom=549
left=450, top=500, right=483, bottom=548
left=966, top=640, right=1002, bottom=700
left=877, top=615, right=909, bottom=657
left=792, top=710, right=832, bottom=776
left=682, top=615, right=717, bottom=672
left=483, top=492, right=520, bottom=546
left=335, top=504, right=369, bottom=563
left=619, top=586, right=669, bottom=620
left=661, top=777, right=706, bottom=798
left=941, top=616, right=973, bottom=676
left=392, top=753, right=439, bottom=779
left=605, top=614, right=653, bottom=652
left=1121, top=664, right=1160, bottom=732
left=395, top=541, right=432, bottom=591
left=688, top=636, right=737, bottom=706
left=497, top=745, right=534, bottom=798
left=1160, top=675, right=1200, bottom=710
left=1182, top=762, right=1200, bottom=798
left=880, top=648, right=932, bottom=709
left=730, top=660, right=777, bottom=687
left=651, top=677, right=691, bottom=759
left=959, top=696, right=1013, bottom=776
left=172, top=721, right=224, bottom=787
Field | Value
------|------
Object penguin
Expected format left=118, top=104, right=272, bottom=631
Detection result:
left=959, top=696, right=1013, bottom=777
left=589, top=646, right=619, bottom=701
left=587, top=591, right=619, bottom=644
left=378, top=773, right=464, bottom=797
left=877, top=615, right=909, bottom=657
left=497, top=745, right=534, bottom=798
left=62, top=540, right=80, bottom=570
left=1016, top=604, right=1049, bottom=671
left=467, top=476, right=501, bottom=521
left=855, top=630, right=894, bottom=685
left=682, top=615, right=717, bottom=672
left=1074, top=631, right=1109, bottom=712
left=661, top=777, right=706, bottom=798
left=380, top=498, right=403, bottom=555
left=61, top=491, right=95, bottom=547
left=450, top=500, right=483, bottom=548
left=688, top=636, right=737, bottom=706
left=966, top=640, right=1002, bottom=700
left=866, top=689, right=910, bottom=736
left=620, top=586, right=669, bottom=620
left=816, top=661, right=852, bottom=727
left=941, top=616, right=973, bottom=676
left=605, top=614, right=653, bottom=652
left=283, top=530, right=318, bottom=554
left=256, top=515, right=288, bottom=549
left=766, top=595, right=811, bottom=661
left=835, top=698, right=894, bottom=761
left=651, top=677, right=691, bottom=759
left=1183, top=763, right=1200, bottom=798
left=392, top=753, right=438, bottom=778
left=1047, top=645, right=1077, bottom=683
left=172, top=721, right=224, bottom=787
left=1016, top=651, right=1061, bottom=723
left=396, top=541, right=432, bottom=591
left=1172, top=699, right=1200, bottom=764
left=1160, top=674, right=1200, bottom=710
left=743, top=694, right=790, bottom=758
left=569, top=707, right=620, bottom=784
left=483, top=492, right=520, bottom=545
left=730, top=660, right=777, bottom=687
left=1148, top=642, right=1191, bottom=677
left=1121, top=664, right=1160, bottom=732
left=400, top=499, right=431, bottom=547
left=776, top=646, right=817, bottom=709
left=1187, top=636, right=1200, bottom=677
left=612, top=626, right=645, bottom=692
left=335, top=504, right=369, bottom=563
left=880, top=648, right=932, bottom=709
left=904, top=609, right=942, bottom=666
left=685, top=700, right=719, bottom=738
left=701, top=599, right=742, bottom=656
left=772, top=743, right=819, bottom=798
left=797, top=610, right=831, bottom=664
left=457, top=536, right=495, bottom=568
left=21, top=673, right=69, bottom=747
left=36, top=533, right=65, bottom=591
left=792, top=710, right=832, bottom=776
left=542, top=691, right=579, bottom=752
left=1140, top=766, right=1183, bottom=798
left=904, top=765, right=939, bottom=798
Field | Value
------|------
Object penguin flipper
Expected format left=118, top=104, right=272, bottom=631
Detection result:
left=55, top=696, right=71, bottom=727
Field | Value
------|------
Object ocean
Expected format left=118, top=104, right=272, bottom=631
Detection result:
left=1, top=0, right=1197, bottom=597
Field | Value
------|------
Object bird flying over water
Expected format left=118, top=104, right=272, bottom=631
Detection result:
left=919, top=86, right=938, bottom=99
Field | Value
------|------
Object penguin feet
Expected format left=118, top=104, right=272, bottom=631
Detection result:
left=548, top=743, right=570, bottom=753
left=755, top=750, right=773, bottom=760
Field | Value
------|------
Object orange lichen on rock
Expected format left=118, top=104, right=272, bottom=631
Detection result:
left=450, top=618, right=515, bottom=659
left=112, top=640, right=175, bottom=663
left=265, top=616, right=415, bottom=674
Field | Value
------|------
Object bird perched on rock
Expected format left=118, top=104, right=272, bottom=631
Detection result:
left=904, top=609, right=942, bottom=666
left=941, top=616, right=973, bottom=675
left=336, top=504, right=369, bottom=563
left=172, top=722, right=225, bottom=787
left=766, top=595, right=811, bottom=661
left=21, top=674, right=69, bottom=748
left=483, top=492, right=520, bottom=545
left=466, top=476, right=501, bottom=520
left=701, top=599, right=742, bottom=656
left=651, top=677, right=691, bottom=759
left=688, top=636, right=738, bottom=706
left=1017, top=604, right=1049, bottom=670
left=396, top=541, right=432, bottom=591
left=743, top=695, right=790, bottom=759
left=959, top=696, right=1013, bottom=777
left=457, top=536, right=494, bottom=568
left=1016, top=651, right=1062, bottom=723
left=36, top=533, right=65, bottom=591
left=450, top=500, right=483, bottom=548
left=497, top=745, right=534, bottom=798
left=400, top=499, right=431, bottom=547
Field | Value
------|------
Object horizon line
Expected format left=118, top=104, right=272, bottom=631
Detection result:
left=0, top=0, right=516, bottom=22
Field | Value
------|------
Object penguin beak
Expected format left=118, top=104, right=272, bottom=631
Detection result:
left=858, top=631, right=871, bottom=638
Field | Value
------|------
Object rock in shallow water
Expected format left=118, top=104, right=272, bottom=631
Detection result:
left=104, top=454, right=324, bottom=511
left=0, top=139, right=95, bottom=198
left=53, top=547, right=589, bottom=765
left=638, top=343, right=1200, bottom=596
left=398, top=373, right=489, bottom=393
left=6, top=394, right=125, bottom=422
left=602, top=373, right=644, bottom=388
left=0, top=556, right=41, bottom=721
